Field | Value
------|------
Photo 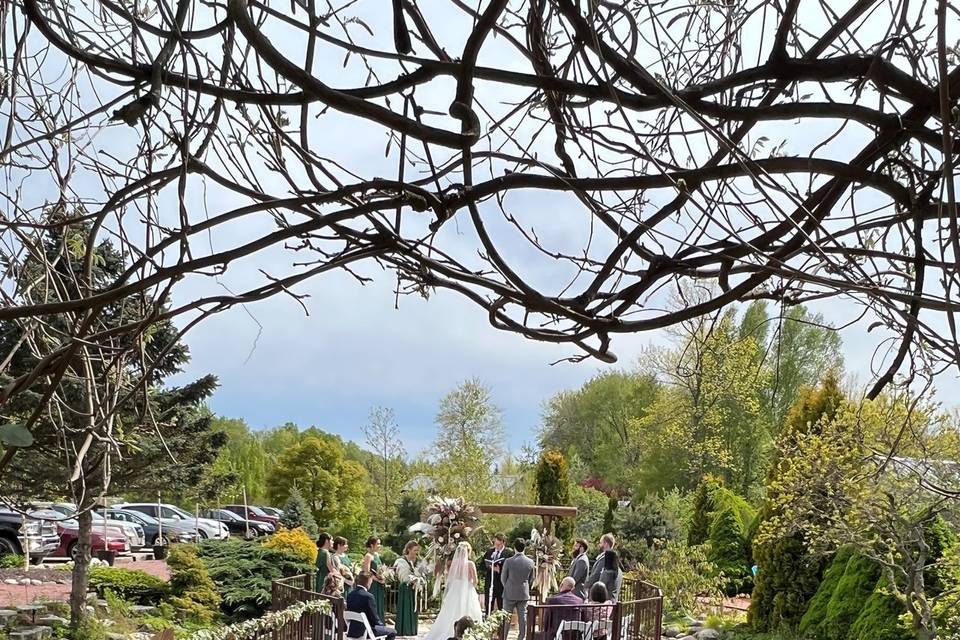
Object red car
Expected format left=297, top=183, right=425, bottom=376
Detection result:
left=30, top=510, right=128, bottom=559
left=222, top=505, right=279, bottom=526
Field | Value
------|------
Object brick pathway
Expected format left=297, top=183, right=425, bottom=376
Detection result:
left=0, top=560, right=169, bottom=608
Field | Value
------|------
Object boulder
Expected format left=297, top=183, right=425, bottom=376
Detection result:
left=35, top=615, right=68, bottom=627
left=2, top=579, right=17, bottom=585
left=678, top=636, right=697, bottom=640
left=695, top=630, right=721, bottom=640
left=29, top=580, right=42, bottom=587
left=663, top=627, right=682, bottom=638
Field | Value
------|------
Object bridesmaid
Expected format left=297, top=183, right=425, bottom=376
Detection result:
left=393, top=541, right=421, bottom=637
left=314, top=533, right=334, bottom=592
left=333, top=536, right=354, bottom=590
left=362, top=536, right=386, bottom=619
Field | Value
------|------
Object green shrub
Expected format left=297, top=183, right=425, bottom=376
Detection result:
left=707, top=507, right=752, bottom=596
left=196, top=538, right=311, bottom=620
left=638, top=540, right=725, bottom=615
left=798, top=547, right=854, bottom=638
left=88, top=567, right=169, bottom=605
left=923, top=515, right=957, bottom=594
left=689, top=475, right=723, bottom=546
left=749, top=531, right=825, bottom=632
left=379, top=547, right=398, bottom=568
left=821, top=553, right=879, bottom=640
left=933, top=540, right=960, bottom=637
left=848, top=576, right=910, bottom=640
left=534, top=451, right=574, bottom=543
left=165, top=544, right=221, bottom=623
left=0, top=555, right=23, bottom=569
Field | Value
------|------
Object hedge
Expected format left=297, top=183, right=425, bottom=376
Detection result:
left=88, top=566, right=169, bottom=605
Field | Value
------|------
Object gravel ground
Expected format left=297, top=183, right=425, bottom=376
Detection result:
left=0, top=559, right=169, bottom=608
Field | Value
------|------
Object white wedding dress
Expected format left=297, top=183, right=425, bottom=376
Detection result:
left=425, top=543, right=484, bottom=640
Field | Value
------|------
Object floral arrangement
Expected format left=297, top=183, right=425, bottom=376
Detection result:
left=188, top=599, right=331, bottom=640
left=408, top=496, right=482, bottom=595
left=377, top=564, right=396, bottom=585
left=529, top=528, right=564, bottom=597
left=462, top=609, right=511, bottom=640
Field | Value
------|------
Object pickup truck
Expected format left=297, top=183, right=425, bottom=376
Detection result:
left=0, top=508, right=60, bottom=563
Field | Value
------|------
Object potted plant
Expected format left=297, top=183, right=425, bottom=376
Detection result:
left=152, top=540, right=169, bottom=560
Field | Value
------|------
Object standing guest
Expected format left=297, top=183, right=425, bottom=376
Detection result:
left=347, top=572, right=396, bottom=640
left=582, top=583, right=614, bottom=639
left=567, top=539, right=591, bottom=599
left=544, top=577, right=584, bottom=640
left=315, top=533, right=335, bottom=592
left=362, top=536, right=387, bottom=620
left=394, top=540, right=421, bottom=637
left=585, top=534, right=615, bottom=594
left=598, top=550, right=622, bottom=602
left=481, top=533, right=513, bottom=613
left=333, top=536, right=354, bottom=589
left=500, top=539, right=535, bottom=640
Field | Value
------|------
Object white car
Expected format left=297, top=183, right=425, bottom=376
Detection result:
left=115, top=503, right=230, bottom=540
left=37, top=502, right=145, bottom=552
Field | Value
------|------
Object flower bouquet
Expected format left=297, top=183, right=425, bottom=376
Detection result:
left=408, top=496, right=482, bottom=597
left=529, top=528, right=564, bottom=597
left=377, top=564, right=397, bottom=586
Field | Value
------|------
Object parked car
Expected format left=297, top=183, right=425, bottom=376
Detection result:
left=28, top=509, right=128, bottom=559
left=115, top=503, right=229, bottom=540
left=34, top=503, right=146, bottom=551
left=258, top=507, right=283, bottom=519
left=98, top=508, right=198, bottom=546
left=0, top=508, right=60, bottom=563
left=200, top=509, right=274, bottom=537
left=221, top=505, right=279, bottom=526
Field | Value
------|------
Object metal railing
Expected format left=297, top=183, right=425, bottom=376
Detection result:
left=272, top=574, right=346, bottom=640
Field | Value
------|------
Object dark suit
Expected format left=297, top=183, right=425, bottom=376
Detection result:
left=481, top=546, right=514, bottom=612
left=346, top=586, right=396, bottom=640
left=544, top=589, right=584, bottom=640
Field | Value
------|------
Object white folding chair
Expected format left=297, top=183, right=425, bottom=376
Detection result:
left=554, top=619, right=596, bottom=640
left=344, top=611, right=388, bottom=640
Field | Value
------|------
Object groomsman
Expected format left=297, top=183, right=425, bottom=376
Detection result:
left=481, top=533, right=513, bottom=613
left=585, top=533, right=615, bottom=592
left=567, top=538, right=590, bottom=599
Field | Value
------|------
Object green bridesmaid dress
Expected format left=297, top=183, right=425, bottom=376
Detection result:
left=370, top=553, right=386, bottom=619
left=315, top=547, right=331, bottom=592
left=395, top=558, right=418, bottom=636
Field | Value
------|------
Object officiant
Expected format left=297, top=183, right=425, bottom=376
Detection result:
left=480, top=533, right=514, bottom=613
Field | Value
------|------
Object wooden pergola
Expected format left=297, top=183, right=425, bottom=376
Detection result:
left=477, top=504, right=577, bottom=533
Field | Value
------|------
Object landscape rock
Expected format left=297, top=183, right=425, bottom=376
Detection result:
left=36, top=615, right=68, bottom=627
left=29, top=580, right=42, bottom=586
left=18, top=578, right=31, bottom=585
left=663, top=627, right=681, bottom=638
left=3, top=578, right=17, bottom=585
left=130, top=605, right=157, bottom=616
left=695, top=630, right=721, bottom=640
left=678, top=636, right=697, bottom=640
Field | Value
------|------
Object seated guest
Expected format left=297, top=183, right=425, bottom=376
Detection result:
left=448, top=616, right=475, bottom=640
left=545, top=577, right=584, bottom=640
left=346, top=572, right=397, bottom=640
left=582, top=583, right=614, bottom=639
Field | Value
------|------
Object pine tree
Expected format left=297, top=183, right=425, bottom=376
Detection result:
left=534, top=450, right=573, bottom=542
left=750, top=372, right=845, bottom=631
left=280, top=485, right=319, bottom=537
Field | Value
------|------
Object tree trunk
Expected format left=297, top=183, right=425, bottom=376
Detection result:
left=69, top=505, right=93, bottom=629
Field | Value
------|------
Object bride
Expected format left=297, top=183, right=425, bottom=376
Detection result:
left=425, top=542, right=484, bottom=640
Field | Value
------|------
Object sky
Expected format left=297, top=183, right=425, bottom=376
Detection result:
left=152, top=0, right=960, bottom=457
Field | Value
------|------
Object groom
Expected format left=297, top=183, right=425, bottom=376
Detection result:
left=500, top=539, right=535, bottom=640
left=481, top=533, right=514, bottom=614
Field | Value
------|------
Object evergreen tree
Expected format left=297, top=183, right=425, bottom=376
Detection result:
left=280, top=486, right=319, bottom=537
left=534, top=450, right=573, bottom=541
left=750, top=372, right=845, bottom=631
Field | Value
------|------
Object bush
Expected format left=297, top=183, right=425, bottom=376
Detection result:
left=848, top=576, right=910, bottom=640
left=798, top=547, right=854, bottom=638
left=0, top=554, right=24, bottom=569
left=933, top=541, right=960, bottom=637
left=638, top=540, right=725, bottom=615
left=88, top=567, right=169, bottom=605
left=165, top=544, right=221, bottom=623
left=749, top=531, right=824, bottom=632
left=261, top=527, right=318, bottom=565
left=816, top=553, right=879, bottom=640
left=707, top=507, right=752, bottom=596
left=379, top=547, right=398, bottom=568
left=689, top=475, right=724, bottom=546
left=534, top=451, right=574, bottom=542
left=571, top=485, right=610, bottom=543
left=196, top=538, right=312, bottom=620
left=279, top=487, right=318, bottom=538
